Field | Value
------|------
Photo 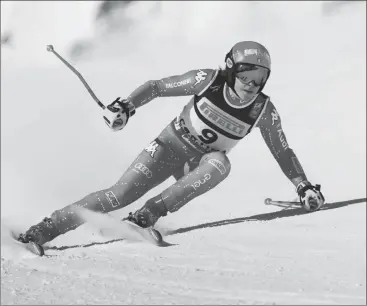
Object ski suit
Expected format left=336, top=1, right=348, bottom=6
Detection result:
left=51, top=68, right=308, bottom=234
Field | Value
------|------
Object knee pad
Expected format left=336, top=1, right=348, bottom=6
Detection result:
left=200, top=151, right=231, bottom=178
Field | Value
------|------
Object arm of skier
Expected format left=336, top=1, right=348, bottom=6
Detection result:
left=256, top=101, right=308, bottom=188
left=256, top=101, right=325, bottom=211
left=125, top=69, right=217, bottom=109
left=102, top=69, right=216, bottom=131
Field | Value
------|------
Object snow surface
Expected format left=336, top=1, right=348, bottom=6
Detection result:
left=1, top=1, right=366, bottom=305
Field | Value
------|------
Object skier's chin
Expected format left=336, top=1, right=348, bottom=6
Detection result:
left=236, top=89, right=257, bottom=102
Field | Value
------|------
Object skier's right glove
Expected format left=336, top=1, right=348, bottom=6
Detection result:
left=296, top=181, right=325, bottom=212
left=102, top=97, right=136, bottom=132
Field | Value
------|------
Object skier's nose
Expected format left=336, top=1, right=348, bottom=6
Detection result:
left=248, top=80, right=258, bottom=87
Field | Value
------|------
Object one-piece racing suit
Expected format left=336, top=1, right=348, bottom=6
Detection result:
left=50, top=68, right=308, bottom=235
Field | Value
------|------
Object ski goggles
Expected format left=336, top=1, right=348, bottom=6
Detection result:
left=235, top=63, right=269, bottom=87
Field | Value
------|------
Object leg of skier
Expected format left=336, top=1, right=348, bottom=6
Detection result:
left=125, top=149, right=231, bottom=228
left=18, top=122, right=201, bottom=246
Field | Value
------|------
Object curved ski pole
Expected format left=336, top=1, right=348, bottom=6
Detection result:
left=46, top=45, right=106, bottom=110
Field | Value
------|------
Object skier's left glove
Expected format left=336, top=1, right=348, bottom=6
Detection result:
left=102, top=97, right=136, bottom=132
left=296, top=181, right=325, bottom=212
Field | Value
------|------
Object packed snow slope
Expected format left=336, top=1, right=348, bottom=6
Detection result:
left=1, top=2, right=366, bottom=305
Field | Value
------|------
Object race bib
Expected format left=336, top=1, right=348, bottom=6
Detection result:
left=187, top=98, right=252, bottom=152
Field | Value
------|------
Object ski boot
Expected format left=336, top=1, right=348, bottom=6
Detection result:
left=122, top=196, right=168, bottom=244
left=123, top=207, right=161, bottom=229
left=18, top=217, right=61, bottom=256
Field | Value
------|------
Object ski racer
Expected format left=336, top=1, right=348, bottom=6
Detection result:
left=18, top=41, right=325, bottom=246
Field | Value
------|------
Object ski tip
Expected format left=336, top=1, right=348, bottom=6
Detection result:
left=148, top=228, right=163, bottom=245
left=148, top=229, right=176, bottom=247
left=28, top=241, right=45, bottom=257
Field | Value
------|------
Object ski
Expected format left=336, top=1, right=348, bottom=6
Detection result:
left=100, top=220, right=174, bottom=247
left=11, top=231, right=45, bottom=257
left=123, top=220, right=164, bottom=246
left=22, top=241, right=45, bottom=256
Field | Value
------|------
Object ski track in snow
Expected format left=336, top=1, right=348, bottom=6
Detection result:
left=1, top=2, right=366, bottom=305
left=2, top=203, right=366, bottom=305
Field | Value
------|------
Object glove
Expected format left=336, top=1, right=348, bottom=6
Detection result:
left=296, top=181, right=325, bottom=212
left=102, top=97, right=136, bottom=131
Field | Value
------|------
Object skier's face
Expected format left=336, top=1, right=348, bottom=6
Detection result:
left=234, top=63, right=269, bottom=100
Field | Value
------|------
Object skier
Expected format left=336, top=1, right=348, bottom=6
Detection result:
left=18, top=41, right=325, bottom=246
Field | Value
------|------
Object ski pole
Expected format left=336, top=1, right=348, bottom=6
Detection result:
left=46, top=44, right=106, bottom=110
left=264, top=198, right=301, bottom=206
left=264, top=198, right=301, bottom=209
